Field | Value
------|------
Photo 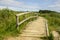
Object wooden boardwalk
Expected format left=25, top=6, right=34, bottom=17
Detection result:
left=7, top=17, right=49, bottom=40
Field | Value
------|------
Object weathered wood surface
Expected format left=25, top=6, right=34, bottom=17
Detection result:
left=16, top=12, right=30, bottom=16
left=7, top=17, right=49, bottom=40
left=18, top=16, right=37, bottom=25
left=45, top=20, right=49, bottom=37
left=5, top=12, right=49, bottom=40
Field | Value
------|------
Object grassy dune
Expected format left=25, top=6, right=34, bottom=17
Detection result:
left=39, top=10, right=60, bottom=32
left=0, top=9, right=60, bottom=40
left=38, top=10, right=60, bottom=40
left=0, top=9, right=37, bottom=40
left=0, top=9, right=19, bottom=40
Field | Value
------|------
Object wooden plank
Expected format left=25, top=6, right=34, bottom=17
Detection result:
left=18, top=16, right=37, bottom=26
left=45, top=20, right=49, bottom=36
left=16, top=12, right=30, bottom=16
left=16, top=16, right=19, bottom=28
left=16, top=12, right=38, bottom=27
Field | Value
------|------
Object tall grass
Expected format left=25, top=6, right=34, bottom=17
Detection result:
left=39, top=12, right=60, bottom=31
left=38, top=12, right=60, bottom=40
left=0, top=9, right=18, bottom=40
left=0, top=8, right=37, bottom=40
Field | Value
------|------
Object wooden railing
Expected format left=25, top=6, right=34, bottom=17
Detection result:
left=15, top=12, right=38, bottom=28
left=45, top=20, right=49, bottom=39
left=15, top=12, right=50, bottom=40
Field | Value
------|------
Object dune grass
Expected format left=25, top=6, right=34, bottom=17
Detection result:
left=38, top=11, right=60, bottom=40
left=39, top=12, right=60, bottom=31
left=0, top=9, right=37, bottom=40
left=0, top=9, right=18, bottom=40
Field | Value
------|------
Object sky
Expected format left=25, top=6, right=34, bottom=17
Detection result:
left=0, top=0, right=60, bottom=12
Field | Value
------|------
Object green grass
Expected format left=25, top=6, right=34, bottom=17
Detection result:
left=0, top=9, right=18, bottom=40
left=0, top=8, right=37, bottom=40
left=38, top=11, right=60, bottom=40
left=1, top=9, right=59, bottom=40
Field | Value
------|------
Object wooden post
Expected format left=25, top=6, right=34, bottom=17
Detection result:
left=16, top=16, right=19, bottom=28
left=52, top=31, right=59, bottom=40
left=45, top=20, right=49, bottom=40
left=46, top=20, right=49, bottom=36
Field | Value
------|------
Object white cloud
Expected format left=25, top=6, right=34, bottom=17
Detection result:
left=0, top=6, right=5, bottom=8
left=48, top=0, right=60, bottom=8
left=21, top=5, right=40, bottom=9
left=0, top=6, right=6, bottom=9
left=0, top=0, right=40, bottom=11
left=0, top=0, right=23, bottom=7
left=48, top=4, right=60, bottom=8
left=45, top=0, right=60, bottom=12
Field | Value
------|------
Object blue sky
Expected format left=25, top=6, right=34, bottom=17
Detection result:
left=0, top=0, right=60, bottom=12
